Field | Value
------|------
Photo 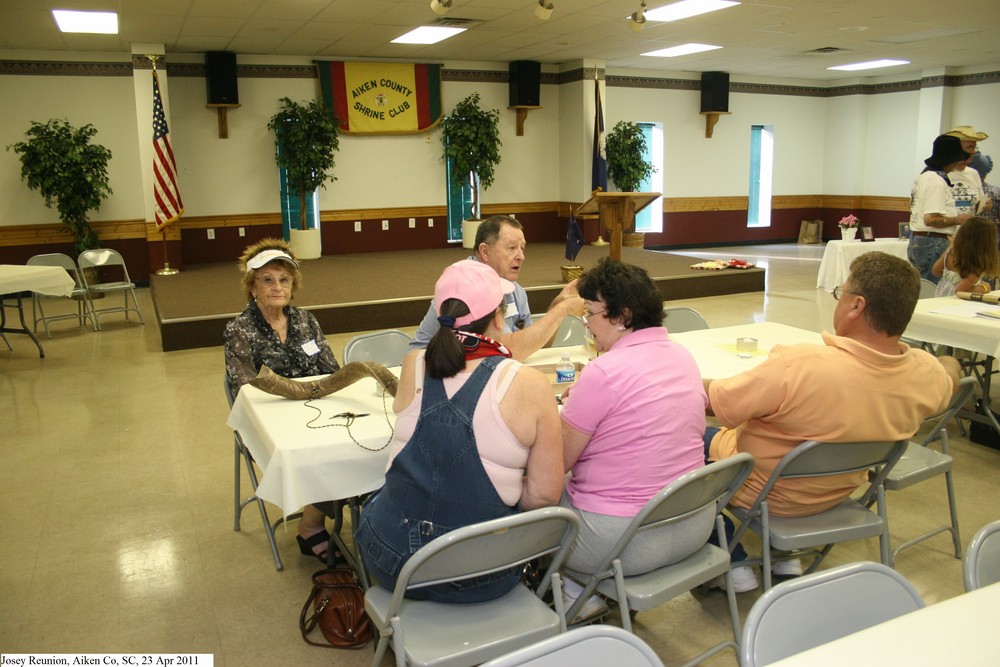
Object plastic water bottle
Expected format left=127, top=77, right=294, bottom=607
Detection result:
left=556, top=353, right=576, bottom=383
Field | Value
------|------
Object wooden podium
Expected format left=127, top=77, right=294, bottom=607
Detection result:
left=575, top=192, right=661, bottom=261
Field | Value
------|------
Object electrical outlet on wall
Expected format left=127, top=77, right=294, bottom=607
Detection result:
left=408, top=218, right=416, bottom=228
left=238, top=227, right=245, bottom=237
left=381, top=220, right=389, bottom=231
left=428, top=218, right=434, bottom=227
left=354, top=221, right=362, bottom=232
left=207, top=228, right=215, bottom=240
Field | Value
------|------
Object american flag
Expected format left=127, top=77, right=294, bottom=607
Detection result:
left=152, top=69, right=184, bottom=230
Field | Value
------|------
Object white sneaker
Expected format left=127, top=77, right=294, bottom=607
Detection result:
left=772, top=558, right=803, bottom=577
left=705, top=565, right=760, bottom=593
left=563, top=590, right=608, bottom=624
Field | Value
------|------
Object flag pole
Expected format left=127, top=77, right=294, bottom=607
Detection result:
left=591, top=69, right=609, bottom=247
left=148, top=54, right=180, bottom=276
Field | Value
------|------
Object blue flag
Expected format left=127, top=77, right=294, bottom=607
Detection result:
left=566, top=213, right=585, bottom=262
left=592, top=79, right=608, bottom=192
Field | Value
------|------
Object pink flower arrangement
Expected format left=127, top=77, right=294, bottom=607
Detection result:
left=838, top=214, right=860, bottom=229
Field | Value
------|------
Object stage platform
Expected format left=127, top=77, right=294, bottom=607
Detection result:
left=150, top=243, right=765, bottom=352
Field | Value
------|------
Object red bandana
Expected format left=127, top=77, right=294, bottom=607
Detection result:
left=456, top=331, right=512, bottom=361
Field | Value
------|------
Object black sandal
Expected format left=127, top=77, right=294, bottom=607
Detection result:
left=296, top=530, right=330, bottom=564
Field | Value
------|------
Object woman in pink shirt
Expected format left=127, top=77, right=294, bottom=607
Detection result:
left=559, top=258, right=709, bottom=621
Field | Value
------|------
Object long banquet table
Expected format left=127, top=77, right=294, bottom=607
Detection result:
left=816, top=239, right=910, bottom=292
left=669, top=322, right=823, bottom=379
left=902, top=294, right=1000, bottom=436
left=0, top=264, right=75, bottom=358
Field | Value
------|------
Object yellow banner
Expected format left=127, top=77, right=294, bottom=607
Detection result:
left=318, top=61, right=442, bottom=135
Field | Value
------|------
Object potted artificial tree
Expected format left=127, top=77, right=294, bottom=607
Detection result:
left=441, top=93, right=502, bottom=249
left=8, top=118, right=113, bottom=255
left=604, top=120, right=654, bottom=247
left=267, top=97, right=340, bottom=259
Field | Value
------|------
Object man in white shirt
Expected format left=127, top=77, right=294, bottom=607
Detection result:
left=908, top=134, right=973, bottom=282
left=946, top=125, right=990, bottom=217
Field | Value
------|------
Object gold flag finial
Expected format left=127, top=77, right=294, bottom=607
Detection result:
left=146, top=54, right=161, bottom=71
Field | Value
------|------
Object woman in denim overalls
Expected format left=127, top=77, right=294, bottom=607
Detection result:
left=355, top=260, right=564, bottom=603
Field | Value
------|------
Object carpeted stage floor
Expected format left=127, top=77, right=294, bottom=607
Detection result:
left=150, top=243, right=765, bottom=351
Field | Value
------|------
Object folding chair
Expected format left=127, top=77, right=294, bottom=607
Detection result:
left=481, top=626, right=665, bottom=667
left=343, top=329, right=411, bottom=366
left=26, top=253, right=99, bottom=335
left=740, top=561, right=924, bottom=667
left=728, top=439, right=908, bottom=591
left=662, top=307, right=709, bottom=333
left=365, top=507, right=579, bottom=667
left=872, top=376, right=975, bottom=566
left=225, top=376, right=301, bottom=571
left=562, top=454, right=755, bottom=667
left=552, top=315, right=586, bottom=347
left=964, top=519, right=1000, bottom=592
left=77, top=248, right=144, bottom=327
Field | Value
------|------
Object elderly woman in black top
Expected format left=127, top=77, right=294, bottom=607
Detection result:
left=224, top=238, right=341, bottom=563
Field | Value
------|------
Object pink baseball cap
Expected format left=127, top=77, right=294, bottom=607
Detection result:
left=435, top=259, right=514, bottom=327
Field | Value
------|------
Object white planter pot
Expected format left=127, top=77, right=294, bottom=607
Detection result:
left=289, top=228, right=322, bottom=259
left=461, top=219, right=483, bottom=250
left=840, top=227, right=857, bottom=241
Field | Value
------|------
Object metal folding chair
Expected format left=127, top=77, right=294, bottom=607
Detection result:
left=740, top=561, right=924, bottom=667
left=365, top=507, right=580, bottom=667
left=27, top=252, right=99, bottom=335
left=343, top=329, right=411, bottom=366
left=964, top=519, right=1000, bottom=592
left=481, top=626, right=665, bottom=667
left=662, top=307, right=709, bottom=333
left=728, top=439, right=908, bottom=591
left=77, top=248, right=144, bottom=327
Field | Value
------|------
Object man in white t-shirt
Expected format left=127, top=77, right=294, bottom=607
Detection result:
left=908, top=135, right=973, bottom=282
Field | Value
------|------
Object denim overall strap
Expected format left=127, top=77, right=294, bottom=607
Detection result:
left=354, top=356, right=520, bottom=602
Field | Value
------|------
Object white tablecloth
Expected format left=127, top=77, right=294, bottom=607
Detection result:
left=769, top=581, right=1000, bottom=666
left=0, top=264, right=74, bottom=296
left=816, top=239, right=910, bottom=292
left=227, top=375, right=396, bottom=517
left=903, top=295, right=1000, bottom=359
left=669, top=322, right=823, bottom=379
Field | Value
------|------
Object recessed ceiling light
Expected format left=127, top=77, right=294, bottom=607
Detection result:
left=642, top=43, right=722, bottom=57
left=52, top=9, right=118, bottom=34
left=828, top=59, right=909, bottom=71
left=645, top=0, right=739, bottom=23
left=392, top=26, right=465, bottom=44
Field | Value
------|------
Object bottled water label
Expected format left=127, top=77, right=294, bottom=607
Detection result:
left=556, top=367, right=575, bottom=383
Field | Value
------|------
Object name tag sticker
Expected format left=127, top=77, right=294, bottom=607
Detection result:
left=505, top=302, right=519, bottom=318
left=302, top=339, right=321, bottom=356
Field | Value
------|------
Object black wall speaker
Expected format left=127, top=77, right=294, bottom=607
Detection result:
left=700, top=71, right=729, bottom=113
left=509, top=60, right=541, bottom=107
left=205, top=51, right=239, bottom=105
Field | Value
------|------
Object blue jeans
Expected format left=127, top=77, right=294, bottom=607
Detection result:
left=907, top=235, right=948, bottom=284
left=703, top=427, right=748, bottom=562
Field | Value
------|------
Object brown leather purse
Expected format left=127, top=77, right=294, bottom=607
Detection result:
left=299, top=567, right=373, bottom=649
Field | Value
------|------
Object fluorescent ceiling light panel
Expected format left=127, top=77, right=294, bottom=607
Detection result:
left=828, top=59, right=909, bottom=71
left=642, top=43, right=722, bottom=57
left=52, top=10, right=118, bottom=34
left=392, top=26, right=465, bottom=44
left=645, top=0, right=739, bottom=22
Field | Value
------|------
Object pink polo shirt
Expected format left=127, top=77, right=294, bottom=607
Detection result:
left=561, top=327, right=707, bottom=517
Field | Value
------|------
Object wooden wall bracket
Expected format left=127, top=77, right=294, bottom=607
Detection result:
left=207, top=103, right=241, bottom=139
left=509, top=105, right=542, bottom=136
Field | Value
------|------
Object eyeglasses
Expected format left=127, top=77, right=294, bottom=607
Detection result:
left=832, top=286, right=859, bottom=301
left=256, top=274, right=293, bottom=289
left=582, top=307, right=607, bottom=325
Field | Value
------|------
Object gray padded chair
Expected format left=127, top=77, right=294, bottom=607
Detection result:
left=871, top=376, right=975, bottom=566
left=365, top=507, right=579, bottom=667
left=964, top=519, right=1000, bottom=592
left=481, top=626, right=665, bottom=667
left=740, top=561, right=925, bottom=667
left=77, top=248, right=144, bottom=327
left=26, top=252, right=99, bottom=335
left=728, top=439, right=908, bottom=591
left=529, top=314, right=587, bottom=348
left=225, top=376, right=301, bottom=571
left=918, top=278, right=937, bottom=299
left=562, top=454, right=755, bottom=667
left=343, top=329, right=411, bottom=366
left=662, top=306, right=709, bottom=332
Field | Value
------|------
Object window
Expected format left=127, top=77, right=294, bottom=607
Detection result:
left=445, top=151, right=472, bottom=242
left=748, top=124, right=773, bottom=228
left=634, top=122, right=663, bottom=233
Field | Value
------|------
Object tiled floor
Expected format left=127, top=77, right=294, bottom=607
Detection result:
left=2, top=243, right=998, bottom=666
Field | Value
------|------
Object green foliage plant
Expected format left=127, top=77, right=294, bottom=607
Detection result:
left=267, top=97, right=341, bottom=231
left=8, top=119, right=113, bottom=254
left=441, top=93, right=502, bottom=220
left=605, top=120, right=654, bottom=193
